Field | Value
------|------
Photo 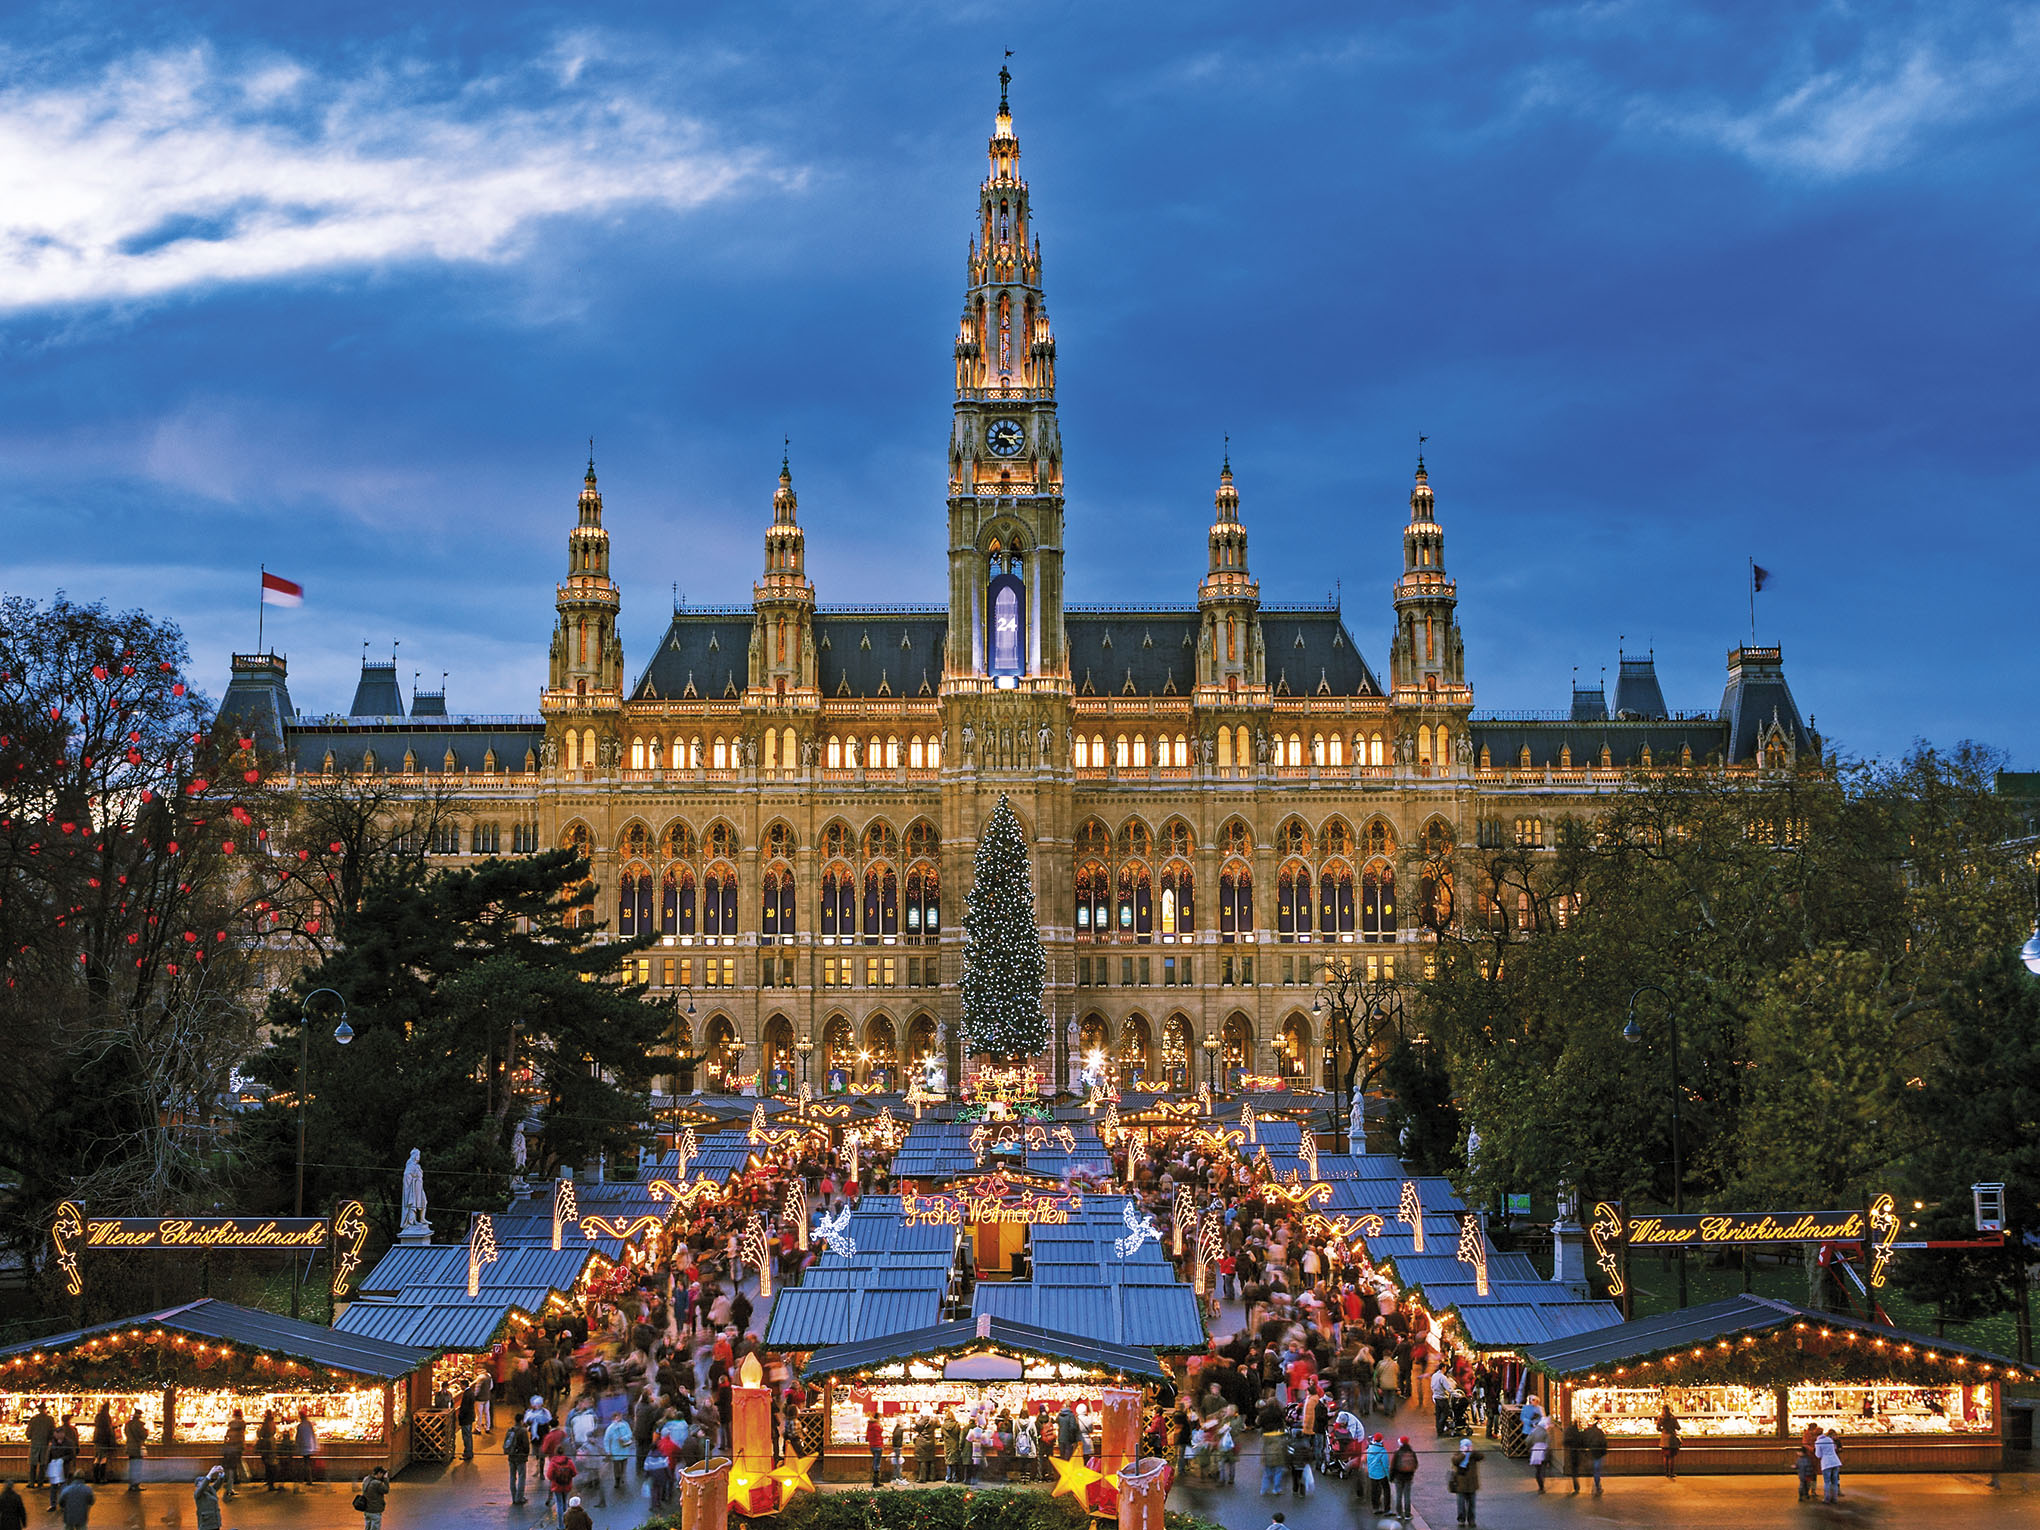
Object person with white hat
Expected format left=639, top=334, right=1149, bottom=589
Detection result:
left=1446, top=1437, right=1483, bottom=1526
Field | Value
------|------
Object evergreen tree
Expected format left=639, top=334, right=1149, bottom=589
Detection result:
left=246, top=848, right=671, bottom=1238
left=959, top=794, right=1046, bottom=1059
left=1900, top=951, right=2040, bottom=1361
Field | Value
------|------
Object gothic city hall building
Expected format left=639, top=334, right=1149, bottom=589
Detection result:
left=222, top=82, right=1812, bottom=1097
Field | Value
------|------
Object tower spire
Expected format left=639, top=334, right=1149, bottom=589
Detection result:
left=1198, top=456, right=1261, bottom=699
left=549, top=451, right=624, bottom=698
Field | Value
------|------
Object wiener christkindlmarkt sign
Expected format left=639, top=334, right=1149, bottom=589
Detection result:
left=1589, top=1194, right=1902, bottom=1300
left=50, top=1199, right=369, bottom=1299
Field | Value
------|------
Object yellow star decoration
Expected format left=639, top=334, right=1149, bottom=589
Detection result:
left=1048, top=1452, right=1104, bottom=1499
left=770, top=1452, right=817, bottom=1501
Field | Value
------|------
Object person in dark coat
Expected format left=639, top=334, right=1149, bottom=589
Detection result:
left=1055, top=1404, right=1081, bottom=1460
left=220, top=1410, right=245, bottom=1498
left=90, top=1407, right=116, bottom=1485
left=457, top=1387, right=477, bottom=1461
left=0, top=1480, right=28, bottom=1530
left=120, top=1409, right=147, bottom=1491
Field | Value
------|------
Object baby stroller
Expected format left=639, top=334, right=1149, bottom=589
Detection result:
left=1321, top=1419, right=1365, bottom=1481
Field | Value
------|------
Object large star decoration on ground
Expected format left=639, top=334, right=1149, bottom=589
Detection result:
left=770, top=1452, right=816, bottom=1500
left=1048, top=1452, right=1104, bottom=1499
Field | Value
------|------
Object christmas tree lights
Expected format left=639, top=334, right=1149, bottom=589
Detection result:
left=959, top=794, right=1047, bottom=1058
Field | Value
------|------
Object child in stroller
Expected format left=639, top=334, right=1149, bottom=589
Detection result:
left=1320, top=1416, right=1367, bottom=1481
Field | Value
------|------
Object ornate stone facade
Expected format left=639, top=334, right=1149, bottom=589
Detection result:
left=223, top=79, right=1812, bottom=1097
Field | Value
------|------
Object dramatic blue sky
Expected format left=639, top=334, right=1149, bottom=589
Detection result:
left=4, top=1, right=2035, bottom=764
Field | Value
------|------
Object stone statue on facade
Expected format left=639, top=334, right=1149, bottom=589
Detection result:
left=1038, top=722, right=1052, bottom=762
left=401, top=1149, right=428, bottom=1230
left=801, top=734, right=818, bottom=766
left=1456, top=730, right=1474, bottom=768
left=960, top=723, right=975, bottom=762
left=539, top=735, right=558, bottom=768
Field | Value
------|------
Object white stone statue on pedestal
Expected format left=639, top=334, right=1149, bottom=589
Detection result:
left=1465, top=1125, right=1482, bottom=1174
left=1347, top=1088, right=1366, bottom=1155
left=399, top=1149, right=430, bottom=1242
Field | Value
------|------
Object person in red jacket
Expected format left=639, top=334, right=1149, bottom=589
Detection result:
left=866, top=1415, right=886, bottom=1486
left=543, top=1451, right=577, bottom=1526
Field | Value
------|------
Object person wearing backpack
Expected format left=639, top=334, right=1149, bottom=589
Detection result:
left=503, top=1417, right=532, bottom=1507
left=1284, top=1427, right=1312, bottom=1497
left=355, top=1465, right=389, bottom=1530
left=1445, top=1438, right=1482, bottom=1526
left=1389, top=1435, right=1420, bottom=1520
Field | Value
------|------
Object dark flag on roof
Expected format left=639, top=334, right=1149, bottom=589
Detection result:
left=1752, top=564, right=1773, bottom=592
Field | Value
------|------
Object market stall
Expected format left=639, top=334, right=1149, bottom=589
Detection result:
left=1524, top=1293, right=2032, bottom=1473
left=0, top=1299, right=431, bottom=1481
left=796, top=1315, right=1167, bottom=1481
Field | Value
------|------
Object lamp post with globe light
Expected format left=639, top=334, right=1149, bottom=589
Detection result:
left=292, top=987, right=351, bottom=1319
left=1622, top=982, right=1688, bottom=1308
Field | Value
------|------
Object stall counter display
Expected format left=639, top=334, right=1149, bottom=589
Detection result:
left=0, top=1392, right=162, bottom=1440
left=1789, top=1382, right=1992, bottom=1436
left=173, top=1387, right=390, bottom=1444
left=1571, top=1385, right=1779, bottom=1437
left=829, top=1382, right=1106, bottom=1446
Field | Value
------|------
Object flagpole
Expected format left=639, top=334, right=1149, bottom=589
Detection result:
left=258, top=563, right=266, bottom=655
left=1748, top=558, right=1755, bottom=645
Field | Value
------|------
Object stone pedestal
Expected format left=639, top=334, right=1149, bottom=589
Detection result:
left=1551, top=1220, right=1590, bottom=1297
left=397, top=1222, right=432, bottom=1246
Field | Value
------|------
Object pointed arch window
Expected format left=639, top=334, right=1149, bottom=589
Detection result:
left=619, top=864, right=652, bottom=937
left=905, top=865, right=939, bottom=940
left=1219, top=864, right=1254, bottom=942
left=1117, top=863, right=1153, bottom=941
left=988, top=551, right=1025, bottom=680
left=761, top=866, right=796, bottom=942
left=661, top=865, right=695, bottom=936
left=1277, top=861, right=1313, bottom=941
left=863, top=865, right=899, bottom=943
left=703, top=864, right=738, bottom=938
left=1320, top=862, right=1355, bottom=936
left=821, top=865, right=855, bottom=940
left=1361, top=861, right=1395, bottom=940
left=1160, top=862, right=1194, bottom=938
left=1076, top=862, right=1109, bottom=938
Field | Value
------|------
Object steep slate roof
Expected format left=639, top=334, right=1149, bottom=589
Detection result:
left=1718, top=647, right=1815, bottom=763
left=1611, top=655, right=1668, bottom=719
left=1468, top=718, right=1727, bottom=771
left=356, top=1243, right=605, bottom=1297
left=629, top=604, right=1382, bottom=702
left=217, top=656, right=296, bottom=755
left=0, top=1299, right=430, bottom=1378
left=283, top=721, right=545, bottom=776
left=349, top=661, right=407, bottom=718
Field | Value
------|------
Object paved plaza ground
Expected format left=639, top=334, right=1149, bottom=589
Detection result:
left=16, top=1445, right=2037, bottom=1530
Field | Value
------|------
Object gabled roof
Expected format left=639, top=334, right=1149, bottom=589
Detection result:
left=1523, top=1294, right=2031, bottom=1379
left=334, top=1293, right=549, bottom=1351
left=349, top=661, right=406, bottom=718
left=356, top=1243, right=605, bottom=1298
left=799, top=1315, right=1166, bottom=1383
left=0, top=1299, right=429, bottom=1379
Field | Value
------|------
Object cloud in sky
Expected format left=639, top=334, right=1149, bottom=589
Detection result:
left=0, top=40, right=791, bottom=310
left=1526, top=3, right=2040, bottom=177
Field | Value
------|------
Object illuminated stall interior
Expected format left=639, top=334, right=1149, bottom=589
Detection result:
left=799, top=1317, right=1165, bottom=1477
left=0, top=1300, right=429, bottom=1480
left=1525, top=1294, right=2031, bottom=1474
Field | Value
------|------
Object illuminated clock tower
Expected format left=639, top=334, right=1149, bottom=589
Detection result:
left=944, top=67, right=1067, bottom=687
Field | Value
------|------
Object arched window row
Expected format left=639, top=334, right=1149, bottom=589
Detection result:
left=1073, top=733, right=1192, bottom=770
left=821, top=733, right=943, bottom=772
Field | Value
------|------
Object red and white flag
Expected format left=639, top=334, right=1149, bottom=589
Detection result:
left=261, top=572, right=304, bottom=607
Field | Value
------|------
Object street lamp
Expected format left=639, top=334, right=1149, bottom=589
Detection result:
left=2021, top=867, right=2040, bottom=975
left=292, top=987, right=349, bottom=1319
left=1202, top=1032, right=1219, bottom=1096
left=1622, top=982, right=1687, bottom=1307
left=673, top=987, right=696, bottom=1097
left=795, top=1032, right=815, bottom=1086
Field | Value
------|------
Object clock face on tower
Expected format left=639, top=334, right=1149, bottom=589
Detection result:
left=985, top=418, right=1025, bottom=457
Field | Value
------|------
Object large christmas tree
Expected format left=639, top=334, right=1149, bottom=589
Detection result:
left=959, top=793, right=1048, bottom=1059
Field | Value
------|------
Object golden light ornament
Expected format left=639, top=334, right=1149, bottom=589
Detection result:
left=1867, top=1191, right=1900, bottom=1288
left=51, top=1201, right=85, bottom=1296
left=1589, top=1201, right=1625, bottom=1296
left=769, top=1453, right=816, bottom=1501
left=1241, top=1102, right=1257, bottom=1144
left=739, top=1213, right=772, bottom=1299
left=1399, top=1179, right=1425, bottom=1253
left=331, top=1199, right=369, bottom=1298
left=1172, top=1193, right=1195, bottom=1257
left=785, top=1177, right=809, bottom=1251
left=468, top=1212, right=500, bottom=1298
left=1456, top=1213, right=1489, bottom=1296
left=552, top=1176, right=578, bottom=1252
left=1048, top=1450, right=1105, bottom=1499
left=675, top=1126, right=700, bottom=1178
left=1299, top=1129, right=1319, bottom=1182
